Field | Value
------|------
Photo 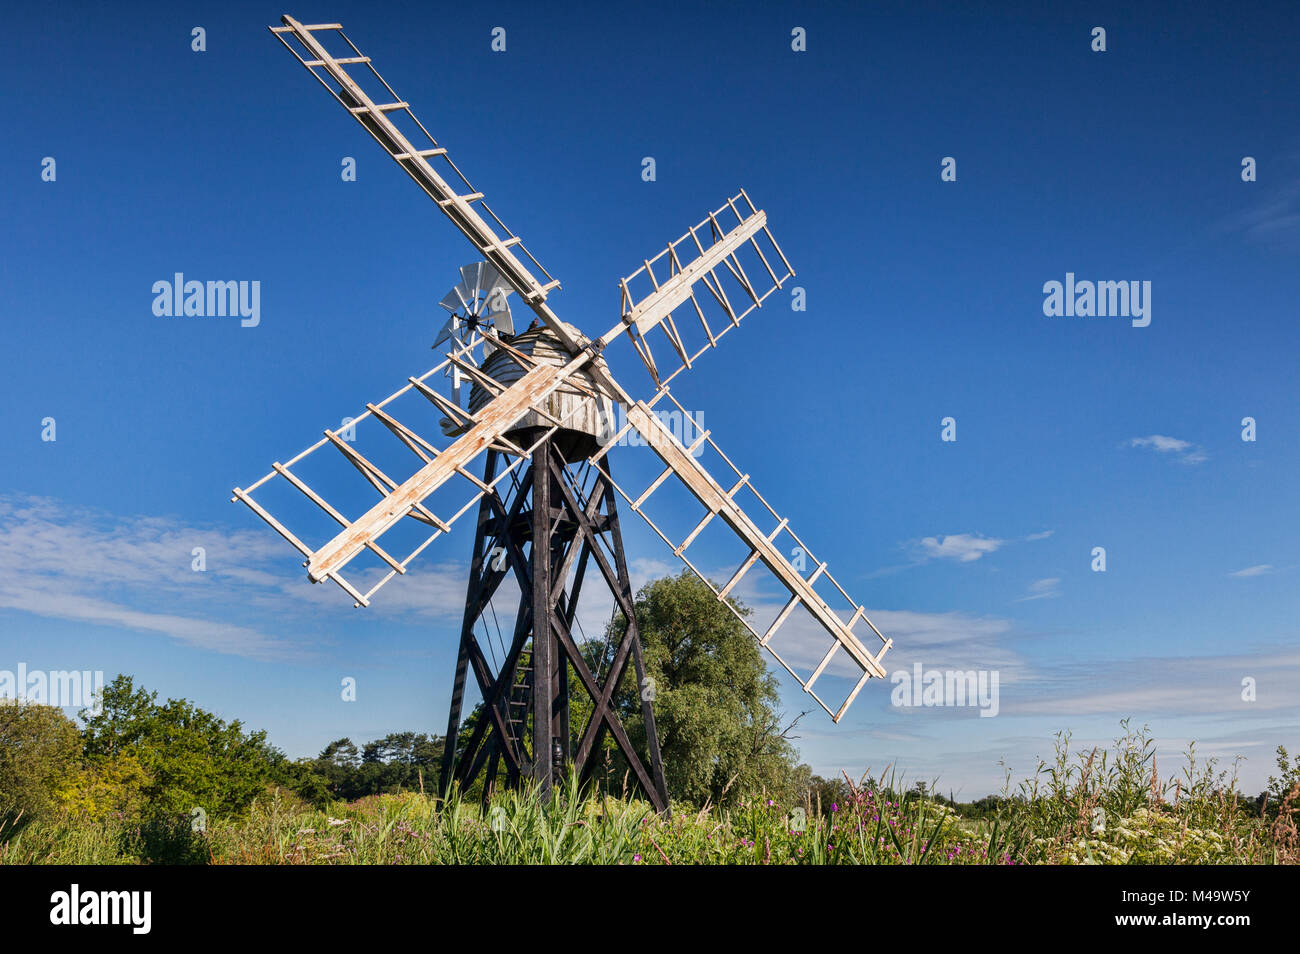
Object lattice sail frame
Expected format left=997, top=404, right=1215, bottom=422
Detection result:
left=232, top=329, right=602, bottom=607
left=587, top=389, right=891, bottom=722
left=236, top=15, right=893, bottom=723
left=608, top=191, right=794, bottom=388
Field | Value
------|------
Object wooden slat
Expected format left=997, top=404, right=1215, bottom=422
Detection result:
left=834, top=671, right=873, bottom=723
left=761, top=595, right=801, bottom=646
left=272, top=463, right=406, bottom=574
left=805, top=641, right=842, bottom=691
left=304, top=55, right=369, bottom=66
left=392, top=147, right=446, bottom=160
left=349, top=101, right=409, bottom=113
left=717, top=517, right=786, bottom=599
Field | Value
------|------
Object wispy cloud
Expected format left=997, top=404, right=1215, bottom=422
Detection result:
left=0, top=495, right=310, bottom=660
left=1220, top=175, right=1300, bottom=249
left=1127, top=434, right=1208, bottom=464
left=1015, top=577, right=1062, bottom=602
left=1229, top=564, right=1273, bottom=578
left=1007, top=647, right=1300, bottom=718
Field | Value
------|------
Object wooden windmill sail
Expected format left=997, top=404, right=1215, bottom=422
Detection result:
left=234, top=15, right=894, bottom=811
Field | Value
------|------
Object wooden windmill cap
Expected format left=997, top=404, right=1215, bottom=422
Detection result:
left=468, top=321, right=615, bottom=457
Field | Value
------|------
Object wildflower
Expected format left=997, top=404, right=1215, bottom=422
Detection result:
left=831, top=802, right=838, bottom=812
left=633, top=853, right=643, bottom=863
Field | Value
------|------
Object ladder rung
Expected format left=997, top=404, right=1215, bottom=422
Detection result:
left=350, top=102, right=409, bottom=114
left=719, top=549, right=760, bottom=600
left=483, top=236, right=523, bottom=254
left=271, top=22, right=342, bottom=34
left=633, top=466, right=675, bottom=510
left=717, top=517, right=788, bottom=601
left=834, top=671, right=873, bottom=723
left=393, top=147, right=447, bottom=160
left=304, top=55, right=370, bottom=66
left=686, top=429, right=713, bottom=454
left=805, top=642, right=841, bottom=691
left=761, top=594, right=801, bottom=646
left=677, top=484, right=736, bottom=555
left=437, top=192, right=484, bottom=207
left=524, top=279, right=561, bottom=301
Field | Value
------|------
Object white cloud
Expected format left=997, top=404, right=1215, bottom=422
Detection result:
left=918, top=533, right=1004, bottom=563
left=1127, top=435, right=1208, bottom=464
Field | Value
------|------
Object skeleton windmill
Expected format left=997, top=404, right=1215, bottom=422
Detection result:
left=234, top=15, right=895, bottom=812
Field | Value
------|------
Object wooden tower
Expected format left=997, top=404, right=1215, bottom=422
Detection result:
left=439, top=327, right=669, bottom=810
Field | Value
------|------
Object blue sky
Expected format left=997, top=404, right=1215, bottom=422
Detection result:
left=2, top=0, right=1298, bottom=797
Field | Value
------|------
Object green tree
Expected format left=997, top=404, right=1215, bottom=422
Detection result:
left=80, top=675, right=284, bottom=818
left=306, top=734, right=444, bottom=801
left=583, top=570, right=809, bottom=808
left=0, top=700, right=82, bottom=829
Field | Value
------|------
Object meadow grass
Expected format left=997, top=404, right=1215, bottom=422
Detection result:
left=3, top=724, right=1295, bottom=865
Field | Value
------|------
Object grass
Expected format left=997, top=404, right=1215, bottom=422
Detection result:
left=3, top=724, right=1296, bottom=865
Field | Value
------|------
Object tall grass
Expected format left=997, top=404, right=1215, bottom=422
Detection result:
left=3, top=724, right=1294, bottom=865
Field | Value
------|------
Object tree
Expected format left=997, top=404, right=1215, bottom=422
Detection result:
left=0, top=700, right=82, bottom=829
left=583, top=570, right=810, bottom=808
left=307, top=733, right=444, bottom=801
left=80, top=675, right=284, bottom=818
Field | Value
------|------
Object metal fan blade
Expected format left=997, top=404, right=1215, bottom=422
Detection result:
left=485, top=303, right=514, bottom=336
left=588, top=397, right=891, bottom=723
left=459, top=263, right=484, bottom=308
left=438, top=288, right=466, bottom=314
left=434, top=315, right=458, bottom=347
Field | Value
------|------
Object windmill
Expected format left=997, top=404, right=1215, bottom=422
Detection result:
left=235, top=15, right=894, bottom=812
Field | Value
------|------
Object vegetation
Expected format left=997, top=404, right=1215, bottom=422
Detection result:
left=1, top=717, right=1294, bottom=865
left=0, top=574, right=1294, bottom=865
left=578, top=570, right=811, bottom=807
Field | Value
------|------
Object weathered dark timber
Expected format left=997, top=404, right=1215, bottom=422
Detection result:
left=438, top=441, right=669, bottom=812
